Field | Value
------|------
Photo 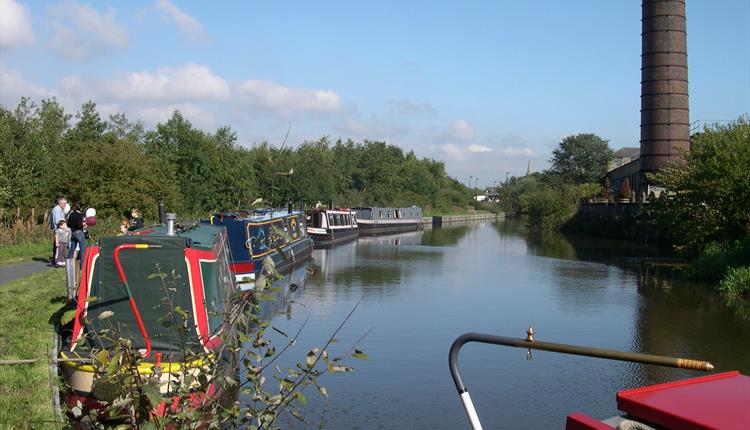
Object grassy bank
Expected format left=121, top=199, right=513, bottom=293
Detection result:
left=0, top=270, right=67, bottom=429
left=0, top=240, right=49, bottom=267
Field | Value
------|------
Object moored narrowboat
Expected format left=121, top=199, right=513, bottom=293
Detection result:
left=351, top=206, right=423, bottom=236
left=203, top=209, right=312, bottom=289
left=306, top=208, right=359, bottom=247
left=57, top=217, right=238, bottom=421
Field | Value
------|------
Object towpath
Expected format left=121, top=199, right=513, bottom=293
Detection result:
left=0, top=259, right=54, bottom=285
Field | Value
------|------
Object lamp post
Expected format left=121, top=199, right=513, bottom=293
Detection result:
left=270, top=168, right=294, bottom=208
left=474, top=177, right=479, bottom=201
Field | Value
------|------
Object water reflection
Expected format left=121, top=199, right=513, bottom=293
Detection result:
left=420, top=224, right=470, bottom=246
left=256, top=262, right=311, bottom=322
left=631, top=269, right=750, bottom=385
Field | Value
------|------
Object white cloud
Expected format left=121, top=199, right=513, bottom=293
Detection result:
left=0, top=0, right=35, bottom=47
left=0, top=65, right=53, bottom=105
left=435, top=143, right=493, bottom=161
left=503, top=146, right=535, bottom=156
left=467, top=144, right=492, bottom=153
left=237, top=79, right=342, bottom=115
left=49, top=1, right=128, bottom=59
left=154, top=0, right=209, bottom=43
left=452, top=119, right=475, bottom=141
left=107, top=64, right=230, bottom=102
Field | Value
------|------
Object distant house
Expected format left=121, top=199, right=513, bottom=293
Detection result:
left=608, top=147, right=640, bottom=171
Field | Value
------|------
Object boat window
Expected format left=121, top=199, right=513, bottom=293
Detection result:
left=274, top=220, right=287, bottom=247
left=201, top=243, right=234, bottom=333
left=379, top=211, right=383, bottom=219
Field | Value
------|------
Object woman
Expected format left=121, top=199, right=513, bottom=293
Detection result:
left=66, top=202, right=86, bottom=269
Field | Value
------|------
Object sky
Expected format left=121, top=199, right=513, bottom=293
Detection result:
left=1, top=0, right=748, bottom=187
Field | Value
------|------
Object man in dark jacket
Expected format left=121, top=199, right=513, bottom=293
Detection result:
left=66, top=202, right=86, bottom=269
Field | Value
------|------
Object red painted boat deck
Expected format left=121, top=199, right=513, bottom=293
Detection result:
left=616, top=371, right=750, bottom=430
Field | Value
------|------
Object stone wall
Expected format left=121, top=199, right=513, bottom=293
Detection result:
left=563, top=203, right=667, bottom=245
left=425, top=212, right=503, bottom=226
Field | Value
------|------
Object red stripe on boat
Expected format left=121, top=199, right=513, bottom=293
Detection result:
left=229, top=261, right=255, bottom=274
left=185, top=248, right=210, bottom=344
left=70, top=246, right=99, bottom=349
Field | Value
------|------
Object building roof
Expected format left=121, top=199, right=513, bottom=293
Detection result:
left=613, top=147, right=640, bottom=158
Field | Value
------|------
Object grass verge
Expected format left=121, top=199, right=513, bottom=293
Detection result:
left=0, top=270, right=68, bottom=429
left=0, top=240, right=50, bottom=267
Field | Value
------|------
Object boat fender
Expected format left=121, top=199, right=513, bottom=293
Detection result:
left=617, top=420, right=657, bottom=430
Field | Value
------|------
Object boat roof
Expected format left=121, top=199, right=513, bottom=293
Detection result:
left=352, top=206, right=422, bottom=212
left=211, top=209, right=304, bottom=222
left=130, top=222, right=225, bottom=251
left=616, top=371, right=750, bottom=430
left=307, top=208, right=353, bottom=213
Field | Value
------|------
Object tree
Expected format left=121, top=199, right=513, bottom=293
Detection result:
left=549, top=133, right=613, bottom=184
left=650, top=117, right=750, bottom=250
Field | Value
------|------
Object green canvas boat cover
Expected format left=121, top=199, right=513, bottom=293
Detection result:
left=85, top=235, right=204, bottom=358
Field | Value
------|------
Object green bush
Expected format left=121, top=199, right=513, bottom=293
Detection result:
left=526, top=185, right=578, bottom=229
left=719, top=266, right=750, bottom=302
left=649, top=117, right=750, bottom=250
left=688, top=237, right=750, bottom=281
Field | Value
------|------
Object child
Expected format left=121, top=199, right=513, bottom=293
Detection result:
left=54, top=220, right=71, bottom=266
left=128, top=208, right=144, bottom=231
left=118, top=219, right=129, bottom=236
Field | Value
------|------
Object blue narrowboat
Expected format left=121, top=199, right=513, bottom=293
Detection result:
left=202, top=209, right=313, bottom=287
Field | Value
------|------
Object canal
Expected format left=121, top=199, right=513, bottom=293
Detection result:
left=258, top=220, right=750, bottom=429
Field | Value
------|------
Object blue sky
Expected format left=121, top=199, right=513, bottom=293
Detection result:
left=1, top=0, right=748, bottom=186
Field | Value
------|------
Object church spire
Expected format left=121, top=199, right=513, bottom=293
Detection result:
left=526, top=160, right=531, bottom=176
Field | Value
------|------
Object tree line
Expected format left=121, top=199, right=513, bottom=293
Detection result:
left=0, top=98, right=472, bottom=224
left=497, top=133, right=611, bottom=228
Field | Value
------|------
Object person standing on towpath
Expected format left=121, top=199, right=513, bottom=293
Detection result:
left=49, top=197, right=67, bottom=264
left=66, top=202, right=86, bottom=269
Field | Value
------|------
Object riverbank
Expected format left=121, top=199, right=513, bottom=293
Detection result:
left=559, top=205, right=750, bottom=314
left=424, top=212, right=503, bottom=226
left=0, top=270, right=65, bottom=428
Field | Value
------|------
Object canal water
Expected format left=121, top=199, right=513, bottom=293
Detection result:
left=257, top=220, right=750, bottom=429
